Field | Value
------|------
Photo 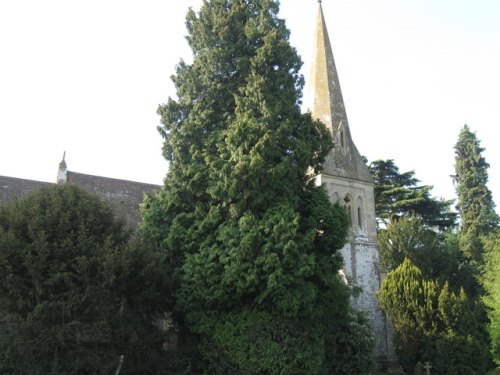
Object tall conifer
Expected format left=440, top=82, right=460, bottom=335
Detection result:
left=453, top=125, right=497, bottom=367
left=142, top=1, right=367, bottom=373
left=454, top=125, right=499, bottom=263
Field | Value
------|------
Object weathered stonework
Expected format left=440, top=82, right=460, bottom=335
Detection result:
left=306, top=3, right=395, bottom=367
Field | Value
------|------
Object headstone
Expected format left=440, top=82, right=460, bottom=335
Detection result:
left=424, top=361, right=432, bottom=375
left=413, top=361, right=423, bottom=375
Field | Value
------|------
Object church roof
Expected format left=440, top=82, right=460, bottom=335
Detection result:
left=306, top=2, right=373, bottom=183
left=0, top=170, right=159, bottom=229
left=66, top=171, right=159, bottom=227
left=0, top=175, right=51, bottom=205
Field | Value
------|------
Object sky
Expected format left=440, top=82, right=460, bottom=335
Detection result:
left=1, top=0, right=499, bottom=212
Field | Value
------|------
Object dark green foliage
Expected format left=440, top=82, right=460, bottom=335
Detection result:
left=454, top=125, right=499, bottom=264
left=482, top=230, right=500, bottom=364
left=378, top=258, right=491, bottom=374
left=369, top=159, right=456, bottom=230
left=142, top=0, right=372, bottom=373
left=378, top=214, right=441, bottom=274
left=328, top=309, right=375, bottom=375
left=454, top=125, right=499, bottom=237
left=0, top=185, right=169, bottom=374
left=378, top=215, right=464, bottom=283
left=453, top=126, right=500, bottom=366
left=193, top=309, right=328, bottom=374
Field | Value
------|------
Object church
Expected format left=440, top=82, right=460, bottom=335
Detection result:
left=0, top=1, right=393, bottom=367
left=307, top=2, right=393, bottom=366
left=0, top=155, right=159, bottom=229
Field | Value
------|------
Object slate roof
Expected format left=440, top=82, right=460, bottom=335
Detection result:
left=0, top=172, right=160, bottom=228
left=0, top=175, right=51, bottom=205
left=66, top=171, right=159, bottom=227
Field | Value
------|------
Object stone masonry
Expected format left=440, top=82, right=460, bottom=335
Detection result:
left=305, top=2, right=395, bottom=366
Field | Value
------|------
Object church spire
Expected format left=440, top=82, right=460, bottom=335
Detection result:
left=308, top=1, right=349, bottom=137
left=306, top=2, right=372, bottom=182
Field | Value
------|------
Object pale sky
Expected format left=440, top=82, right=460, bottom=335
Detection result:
left=1, top=1, right=499, bottom=212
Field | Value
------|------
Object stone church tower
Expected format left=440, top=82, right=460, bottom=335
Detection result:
left=306, top=2, right=393, bottom=365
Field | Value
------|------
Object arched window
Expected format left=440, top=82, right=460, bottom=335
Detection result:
left=344, top=195, right=352, bottom=227
left=331, top=184, right=339, bottom=203
left=357, top=196, right=363, bottom=229
left=340, top=130, right=345, bottom=148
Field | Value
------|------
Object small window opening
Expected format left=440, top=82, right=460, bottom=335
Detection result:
left=344, top=196, right=352, bottom=226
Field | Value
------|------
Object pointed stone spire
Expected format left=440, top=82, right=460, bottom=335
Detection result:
left=306, top=2, right=372, bottom=182
left=307, top=1, right=348, bottom=135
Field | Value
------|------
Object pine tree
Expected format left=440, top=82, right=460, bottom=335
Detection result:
left=369, top=159, right=455, bottom=230
left=454, top=125, right=499, bottom=262
left=142, top=1, right=370, bottom=373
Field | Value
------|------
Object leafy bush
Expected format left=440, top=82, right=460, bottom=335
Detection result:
left=0, top=184, right=169, bottom=374
left=379, top=258, right=491, bottom=374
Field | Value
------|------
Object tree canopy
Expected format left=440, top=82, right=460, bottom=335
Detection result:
left=454, top=125, right=499, bottom=235
left=454, top=125, right=499, bottom=264
left=369, top=159, right=456, bottom=230
left=378, top=258, right=491, bottom=374
left=377, top=214, right=459, bottom=282
left=0, top=184, right=169, bottom=374
left=481, top=230, right=500, bottom=364
left=142, top=1, right=372, bottom=373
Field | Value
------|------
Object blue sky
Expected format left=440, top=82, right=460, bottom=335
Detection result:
left=1, top=0, right=499, bottom=211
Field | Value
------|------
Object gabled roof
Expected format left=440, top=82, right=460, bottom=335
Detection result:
left=66, top=171, right=159, bottom=227
left=0, top=171, right=160, bottom=228
left=0, top=175, right=51, bottom=205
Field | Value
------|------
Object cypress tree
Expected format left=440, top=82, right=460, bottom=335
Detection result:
left=142, top=1, right=366, bottom=373
left=454, top=125, right=499, bottom=262
left=482, top=230, right=500, bottom=365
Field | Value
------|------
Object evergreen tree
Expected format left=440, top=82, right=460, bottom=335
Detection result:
left=369, top=159, right=456, bottom=230
left=378, top=258, right=491, bottom=374
left=482, top=230, right=500, bottom=364
left=377, top=214, right=458, bottom=281
left=142, top=1, right=371, bottom=373
left=0, top=185, right=169, bottom=374
left=453, top=125, right=499, bottom=263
